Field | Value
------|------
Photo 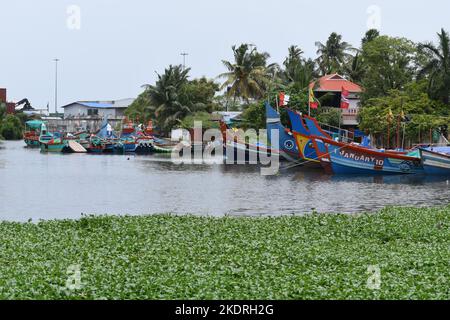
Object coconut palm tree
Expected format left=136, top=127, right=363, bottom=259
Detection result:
left=143, top=65, right=192, bottom=134
left=343, top=52, right=364, bottom=84
left=283, top=45, right=304, bottom=73
left=219, top=44, right=274, bottom=103
left=315, top=32, right=354, bottom=75
left=418, top=28, right=450, bottom=105
left=280, top=47, right=316, bottom=91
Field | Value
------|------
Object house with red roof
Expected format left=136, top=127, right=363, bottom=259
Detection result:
left=309, top=74, right=362, bottom=126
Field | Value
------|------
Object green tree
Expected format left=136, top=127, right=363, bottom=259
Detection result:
left=316, top=109, right=342, bottom=128
left=361, top=36, right=418, bottom=102
left=315, top=32, right=354, bottom=75
left=281, top=45, right=317, bottom=91
left=127, top=65, right=191, bottom=135
left=0, top=114, right=23, bottom=140
left=358, top=80, right=448, bottom=146
left=179, top=77, right=220, bottom=113
left=418, top=28, right=450, bottom=105
left=179, top=111, right=219, bottom=131
left=342, top=52, right=364, bottom=84
left=0, top=103, right=5, bottom=120
left=342, top=29, right=379, bottom=85
left=362, top=29, right=380, bottom=45
left=219, top=44, right=275, bottom=103
left=126, top=67, right=220, bottom=134
left=240, top=102, right=266, bottom=130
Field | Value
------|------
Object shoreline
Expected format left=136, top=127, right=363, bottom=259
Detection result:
left=0, top=206, right=449, bottom=300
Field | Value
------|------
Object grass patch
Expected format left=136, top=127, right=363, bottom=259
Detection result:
left=0, top=207, right=449, bottom=300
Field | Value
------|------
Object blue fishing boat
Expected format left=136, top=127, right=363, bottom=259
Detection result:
left=311, top=135, right=423, bottom=175
left=265, top=102, right=302, bottom=162
left=121, top=136, right=137, bottom=153
left=39, top=123, right=68, bottom=153
left=86, top=118, right=125, bottom=153
left=285, top=109, right=323, bottom=164
left=419, top=147, right=450, bottom=175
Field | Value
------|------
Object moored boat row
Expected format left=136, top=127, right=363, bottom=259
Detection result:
left=24, top=107, right=450, bottom=176
left=264, top=102, right=450, bottom=176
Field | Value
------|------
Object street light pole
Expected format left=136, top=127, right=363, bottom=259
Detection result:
left=180, top=52, right=188, bottom=70
left=54, top=58, right=59, bottom=114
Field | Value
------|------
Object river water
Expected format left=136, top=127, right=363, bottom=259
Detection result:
left=1, top=140, right=449, bottom=221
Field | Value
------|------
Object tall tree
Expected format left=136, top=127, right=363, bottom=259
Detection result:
left=343, top=52, right=364, bottom=83
left=143, top=65, right=191, bottom=135
left=418, top=28, right=450, bottom=105
left=315, top=32, right=353, bottom=75
left=283, top=45, right=304, bottom=73
left=280, top=46, right=317, bottom=91
left=219, top=44, right=274, bottom=103
left=362, top=29, right=380, bottom=45
left=361, top=36, right=418, bottom=102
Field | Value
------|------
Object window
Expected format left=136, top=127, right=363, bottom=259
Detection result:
left=87, top=109, right=99, bottom=116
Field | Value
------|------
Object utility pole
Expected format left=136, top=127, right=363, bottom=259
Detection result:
left=180, top=52, right=189, bottom=70
left=54, top=58, right=59, bottom=114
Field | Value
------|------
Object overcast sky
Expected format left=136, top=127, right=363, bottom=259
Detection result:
left=0, top=0, right=449, bottom=111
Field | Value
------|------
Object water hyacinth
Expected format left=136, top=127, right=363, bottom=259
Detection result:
left=0, top=207, right=449, bottom=300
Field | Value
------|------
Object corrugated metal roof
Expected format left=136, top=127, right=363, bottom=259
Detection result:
left=78, top=102, right=114, bottom=108
left=62, top=99, right=134, bottom=109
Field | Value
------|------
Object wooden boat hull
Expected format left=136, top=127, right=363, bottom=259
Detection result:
left=312, top=137, right=423, bottom=175
left=265, top=103, right=302, bottom=162
left=152, top=144, right=175, bottom=154
left=420, top=149, right=450, bottom=175
left=25, top=139, right=40, bottom=148
left=123, top=143, right=137, bottom=153
left=223, top=142, right=280, bottom=163
left=87, top=145, right=105, bottom=153
left=40, top=143, right=66, bottom=153
left=24, top=132, right=41, bottom=148
left=135, top=137, right=154, bottom=154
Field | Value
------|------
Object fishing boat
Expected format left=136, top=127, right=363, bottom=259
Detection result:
left=419, top=147, right=450, bottom=175
left=265, top=102, right=303, bottom=162
left=223, top=140, right=279, bottom=163
left=152, top=137, right=178, bottom=154
left=292, top=113, right=420, bottom=175
left=88, top=118, right=124, bottom=153
left=121, top=136, right=138, bottom=153
left=218, top=120, right=280, bottom=163
left=39, top=123, right=67, bottom=153
left=86, top=135, right=106, bottom=153
left=23, top=120, right=44, bottom=147
left=311, top=135, right=423, bottom=175
left=122, top=118, right=136, bottom=135
left=284, top=108, right=322, bottom=165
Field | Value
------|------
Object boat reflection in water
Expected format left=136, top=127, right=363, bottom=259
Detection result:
left=329, top=173, right=450, bottom=185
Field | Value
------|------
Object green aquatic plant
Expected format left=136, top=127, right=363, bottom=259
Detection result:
left=0, top=207, right=448, bottom=300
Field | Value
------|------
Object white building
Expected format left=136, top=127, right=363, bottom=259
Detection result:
left=62, top=98, right=135, bottom=119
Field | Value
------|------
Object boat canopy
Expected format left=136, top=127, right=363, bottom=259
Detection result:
left=25, top=120, right=45, bottom=130
left=426, top=146, right=450, bottom=155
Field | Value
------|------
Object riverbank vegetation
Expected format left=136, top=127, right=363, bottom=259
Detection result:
left=125, top=28, right=450, bottom=146
left=0, top=207, right=448, bottom=299
left=0, top=104, right=27, bottom=140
